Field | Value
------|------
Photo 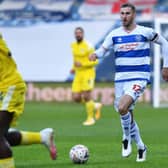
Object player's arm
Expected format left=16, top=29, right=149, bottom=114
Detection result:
left=82, top=45, right=98, bottom=67
left=152, top=33, right=168, bottom=81
left=89, top=33, right=113, bottom=61
left=70, top=44, right=76, bottom=74
left=81, top=59, right=98, bottom=67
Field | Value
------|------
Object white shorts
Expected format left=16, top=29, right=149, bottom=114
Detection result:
left=114, top=80, right=147, bottom=112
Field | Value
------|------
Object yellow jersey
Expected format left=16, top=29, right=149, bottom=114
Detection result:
left=71, top=40, right=98, bottom=73
left=0, top=35, right=25, bottom=89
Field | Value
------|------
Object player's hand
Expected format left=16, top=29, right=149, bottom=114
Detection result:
left=89, top=53, right=97, bottom=61
left=162, top=67, right=168, bottom=81
left=74, top=61, right=82, bottom=67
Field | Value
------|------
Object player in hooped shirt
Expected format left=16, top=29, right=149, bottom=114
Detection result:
left=89, top=3, right=168, bottom=162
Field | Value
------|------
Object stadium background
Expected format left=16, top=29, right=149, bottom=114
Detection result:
left=1, top=0, right=166, bottom=105
left=1, top=0, right=168, bottom=168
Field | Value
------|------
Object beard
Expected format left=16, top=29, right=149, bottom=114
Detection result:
left=76, top=37, right=83, bottom=43
left=122, top=18, right=134, bottom=28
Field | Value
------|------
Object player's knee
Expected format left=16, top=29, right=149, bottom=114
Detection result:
left=118, top=104, right=128, bottom=115
left=83, top=96, right=90, bottom=102
left=73, top=94, right=82, bottom=103
left=83, top=92, right=91, bottom=102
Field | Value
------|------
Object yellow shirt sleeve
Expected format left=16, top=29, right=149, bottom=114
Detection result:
left=71, top=40, right=98, bottom=70
left=81, top=44, right=98, bottom=68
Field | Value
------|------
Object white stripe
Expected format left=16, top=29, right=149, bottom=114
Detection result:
left=2, top=86, right=16, bottom=110
left=115, top=72, right=150, bottom=81
left=115, top=57, right=150, bottom=66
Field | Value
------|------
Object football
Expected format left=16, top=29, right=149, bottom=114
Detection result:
left=69, top=144, right=89, bottom=164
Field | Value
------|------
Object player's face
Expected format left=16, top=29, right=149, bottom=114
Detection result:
left=120, top=7, right=135, bottom=28
left=75, top=29, right=83, bottom=42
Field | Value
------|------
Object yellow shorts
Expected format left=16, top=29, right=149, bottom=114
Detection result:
left=72, top=71, right=95, bottom=93
left=0, top=83, right=26, bottom=126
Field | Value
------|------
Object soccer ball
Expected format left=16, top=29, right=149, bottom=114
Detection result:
left=69, top=144, right=89, bottom=164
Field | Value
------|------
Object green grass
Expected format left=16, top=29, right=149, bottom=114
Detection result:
left=13, top=102, right=168, bottom=168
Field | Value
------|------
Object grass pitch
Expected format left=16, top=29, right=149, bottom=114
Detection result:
left=13, top=102, right=168, bottom=168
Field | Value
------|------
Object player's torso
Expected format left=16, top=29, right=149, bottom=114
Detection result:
left=111, top=25, right=151, bottom=82
left=112, top=26, right=150, bottom=55
left=72, top=40, right=91, bottom=60
left=72, top=40, right=95, bottom=72
left=0, top=36, right=25, bottom=88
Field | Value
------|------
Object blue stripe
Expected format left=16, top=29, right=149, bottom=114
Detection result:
left=131, top=122, right=135, bottom=129
left=112, top=34, right=148, bottom=44
left=131, top=135, right=135, bottom=138
left=121, top=116, right=129, bottom=120
left=115, top=78, right=150, bottom=83
left=115, top=49, right=150, bottom=58
left=130, top=130, right=135, bottom=134
left=115, top=65, right=150, bottom=72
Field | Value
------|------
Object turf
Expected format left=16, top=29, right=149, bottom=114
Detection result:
left=13, top=102, right=168, bottom=168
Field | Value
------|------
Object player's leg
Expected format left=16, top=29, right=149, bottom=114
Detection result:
left=82, top=73, right=102, bottom=125
left=94, top=102, right=103, bottom=120
left=6, top=128, right=57, bottom=160
left=82, top=90, right=95, bottom=125
left=121, top=81, right=147, bottom=161
left=114, top=82, right=132, bottom=157
left=0, top=111, right=15, bottom=168
left=4, top=85, right=57, bottom=160
left=118, top=94, right=133, bottom=157
left=129, top=111, right=146, bottom=162
left=72, top=92, right=82, bottom=103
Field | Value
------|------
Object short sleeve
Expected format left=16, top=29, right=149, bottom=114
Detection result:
left=146, top=28, right=158, bottom=42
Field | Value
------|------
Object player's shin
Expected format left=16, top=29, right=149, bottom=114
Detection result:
left=83, top=100, right=95, bottom=125
left=85, top=100, right=94, bottom=119
left=20, top=131, right=41, bottom=145
left=120, top=112, right=131, bottom=140
left=120, top=111, right=132, bottom=157
left=130, top=121, right=145, bottom=149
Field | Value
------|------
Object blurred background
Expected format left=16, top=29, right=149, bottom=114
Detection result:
left=0, top=0, right=168, bottom=106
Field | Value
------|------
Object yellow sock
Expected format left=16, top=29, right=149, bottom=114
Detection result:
left=21, top=131, right=42, bottom=145
left=85, top=100, right=94, bottom=119
left=0, top=157, right=15, bottom=168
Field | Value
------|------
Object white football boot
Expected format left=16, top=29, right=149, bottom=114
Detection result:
left=122, top=139, right=132, bottom=157
left=40, top=128, right=57, bottom=160
left=136, top=146, right=147, bottom=162
left=83, top=118, right=95, bottom=126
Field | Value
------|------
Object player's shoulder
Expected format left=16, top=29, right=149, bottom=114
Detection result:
left=136, top=25, right=155, bottom=39
left=71, top=41, right=77, bottom=47
left=108, top=27, right=123, bottom=36
left=84, top=40, right=94, bottom=48
left=136, top=25, right=154, bottom=33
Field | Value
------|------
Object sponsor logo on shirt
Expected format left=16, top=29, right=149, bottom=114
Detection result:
left=119, top=43, right=138, bottom=51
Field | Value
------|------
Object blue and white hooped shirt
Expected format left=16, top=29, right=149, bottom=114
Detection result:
left=97, top=25, right=158, bottom=83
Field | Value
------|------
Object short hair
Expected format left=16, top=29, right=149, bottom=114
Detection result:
left=120, top=3, right=136, bottom=13
left=75, top=27, right=84, bottom=33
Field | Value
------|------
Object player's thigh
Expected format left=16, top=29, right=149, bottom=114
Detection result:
left=0, top=84, right=26, bottom=126
left=82, top=90, right=92, bottom=101
left=124, top=80, right=147, bottom=101
left=114, top=82, right=124, bottom=112
left=123, top=80, right=147, bottom=110
left=114, top=81, right=147, bottom=112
